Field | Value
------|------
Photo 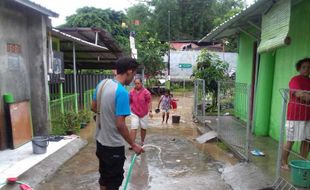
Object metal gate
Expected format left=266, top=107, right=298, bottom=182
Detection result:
left=193, top=79, right=252, bottom=161
left=273, top=88, right=310, bottom=189
left=193, top=79, right=206, bottom=122
left=217, top=81, right=252, bottom=161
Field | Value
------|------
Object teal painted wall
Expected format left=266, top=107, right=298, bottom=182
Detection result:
left=235, top=33, right=255, bottom=120
left=254, top=52, right=275, bottom=136
left=269, top=0, right=310, bottom=140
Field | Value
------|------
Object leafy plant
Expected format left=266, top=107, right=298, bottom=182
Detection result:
left=63, top=112, right=80, bottom=134
left=193, top=49, right=229, bottom=111
left=136, top=31, right=169, bottom=80
left=51, top=114, right=66, bottom=135
left=78, top=110, right=92, bottom=124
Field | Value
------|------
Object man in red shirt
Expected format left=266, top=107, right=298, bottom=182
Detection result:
left=129, top=78, right=152, bottom=147
left=281, top=58, right=310, bottom=170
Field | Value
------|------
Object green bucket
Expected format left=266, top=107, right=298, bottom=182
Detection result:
left=289, top=160, right=310, bottom=188
left=3, top=93, right=15, bottom=104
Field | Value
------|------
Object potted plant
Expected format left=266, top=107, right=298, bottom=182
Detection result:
left=64, top=112, right=80, bottom=135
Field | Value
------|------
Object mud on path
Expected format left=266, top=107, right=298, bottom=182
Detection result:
left=38, top=92, right=237, bottom=190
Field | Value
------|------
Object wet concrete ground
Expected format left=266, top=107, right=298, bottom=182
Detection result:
left=38, top=92, right=238, bottom=190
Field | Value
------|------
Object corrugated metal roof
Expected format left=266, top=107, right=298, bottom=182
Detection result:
left=199, top=0, right=273, bottom=42
left=12, top=0, right=58, bottom=17
left=57, top=28, right=123, bottom=57
left=52, top=28, right=124, bottom=69
left=52, top=29, right=108, bottom=51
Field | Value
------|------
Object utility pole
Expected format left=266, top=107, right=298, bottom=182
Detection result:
left=168, top=10, right=171, bottom=87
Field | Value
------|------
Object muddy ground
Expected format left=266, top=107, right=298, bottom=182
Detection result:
left=38, top=92, right=238, bottom=190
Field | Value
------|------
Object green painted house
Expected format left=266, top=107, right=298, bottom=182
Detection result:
left=200, top=0, right=310, bottom=141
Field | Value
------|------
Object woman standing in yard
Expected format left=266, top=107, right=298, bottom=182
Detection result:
left=281, top=58, right=310, bottom=170
left=129, top=78, right=152, bottom=147
left=158, top=90, right=172, bottom=124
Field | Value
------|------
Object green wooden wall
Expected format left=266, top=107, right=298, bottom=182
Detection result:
left=235, top=33, right=255, bottom=120
left=269, top=0, right=310, bottom=140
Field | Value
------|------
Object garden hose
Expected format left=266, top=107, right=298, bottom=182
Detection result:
left=123, top=144, right=163, bottom=190
left=123, top=153, right=137, bottom=190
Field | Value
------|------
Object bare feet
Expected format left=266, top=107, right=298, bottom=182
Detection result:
left=281, top=164, right=290, bottom=171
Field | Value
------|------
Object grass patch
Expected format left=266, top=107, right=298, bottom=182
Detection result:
left=216, top=141, right=230, bottom=152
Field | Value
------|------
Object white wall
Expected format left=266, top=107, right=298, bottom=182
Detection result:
left=164, top=50, right=238, bottom=81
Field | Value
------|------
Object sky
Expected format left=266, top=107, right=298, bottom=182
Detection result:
left=32, top=0, right=255, bottom=27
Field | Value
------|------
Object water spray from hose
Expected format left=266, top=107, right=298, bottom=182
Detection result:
left=123, top=144, right=163, bottom=190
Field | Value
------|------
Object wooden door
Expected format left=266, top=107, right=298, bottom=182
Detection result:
left=9, top=101, right=32, bottom=148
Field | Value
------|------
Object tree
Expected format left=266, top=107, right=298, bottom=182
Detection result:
left=193, top=49, right=229, bottom=110
left=135, top=31, right=169, bottom=79
left=132, top=0, right=244, bottom=41
left=126, top=3, right=152, bottom=32
left=212, top=0, right=244, bottom=26
left=61, top=7, right=130, bottom=54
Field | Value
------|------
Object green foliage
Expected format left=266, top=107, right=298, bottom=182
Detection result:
left=170, top=81, right=193, bottom=92
left=61, top=7, right=130, bottom=54
left=134, top=0, right=244, bottom=41
left=63, top=112, right=81, bottom=133
left=136, top=31, right=169, bottom=78
left=126, top=3, right=152, bottom=32
left=51, top=115, right=66, bottom=135
left=194, top=49, right=229, bottom=110
left=51, top=112, right=81, bottom=135
left=194, top=49, right=229, bottom=91
left=78, top=110, right=92, bottom=124
left=212, top=0, right=244, bottom=26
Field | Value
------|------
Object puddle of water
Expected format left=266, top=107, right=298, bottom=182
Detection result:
left=38, top=92, right=236, bottom=190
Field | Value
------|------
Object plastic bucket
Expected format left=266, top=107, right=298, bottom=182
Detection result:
left=32, top=136, right=49, bottom=154
left=172, top=115, right=180, bottom=123
left=3, top=93, right=15, bottom=104
left=289, top=160, right=310, bottom=188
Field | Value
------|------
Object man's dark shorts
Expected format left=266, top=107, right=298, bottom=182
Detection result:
left=96, top=141, right=126, bottom=189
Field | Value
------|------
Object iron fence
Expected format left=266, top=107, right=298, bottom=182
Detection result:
left=49, top=93, right=79, bottom=121
left=275, top=89, right=310, bottom=189
left=49, top=74, right=113, bottom=105
left=83, top=89, right=95, bottom=111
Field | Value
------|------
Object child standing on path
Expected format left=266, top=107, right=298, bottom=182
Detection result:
left=158, top=90, right=172, bottom=124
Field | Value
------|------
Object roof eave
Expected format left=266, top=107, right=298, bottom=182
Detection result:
left=13, top=0, right=59, bottom=17
left=199, top=0, right=271, bottom=43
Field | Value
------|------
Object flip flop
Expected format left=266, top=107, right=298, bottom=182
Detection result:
left=251, top=149, right=265, bottom=156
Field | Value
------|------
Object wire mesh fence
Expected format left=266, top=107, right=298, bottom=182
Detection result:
left=193, top=79, right=206, bottom=122
left=193, top=79, right=252, bottom=161
left=275, top=89, right=310, bottom=189
left=217, top=81, right=252, bottom=161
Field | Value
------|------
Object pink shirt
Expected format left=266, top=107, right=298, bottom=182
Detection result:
left=287, top=75, right=310, bottom=121
left=130, top=88, right=151, bottom=117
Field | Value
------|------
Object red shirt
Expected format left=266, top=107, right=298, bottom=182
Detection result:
left=130, top=88, right=151, bottom=117
left=287, top=75, right=310, bottom=120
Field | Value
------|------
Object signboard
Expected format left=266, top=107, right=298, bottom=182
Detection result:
left=49, top=51, right=64, bottom=84
left=178, top=63, right=192, bottom=69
